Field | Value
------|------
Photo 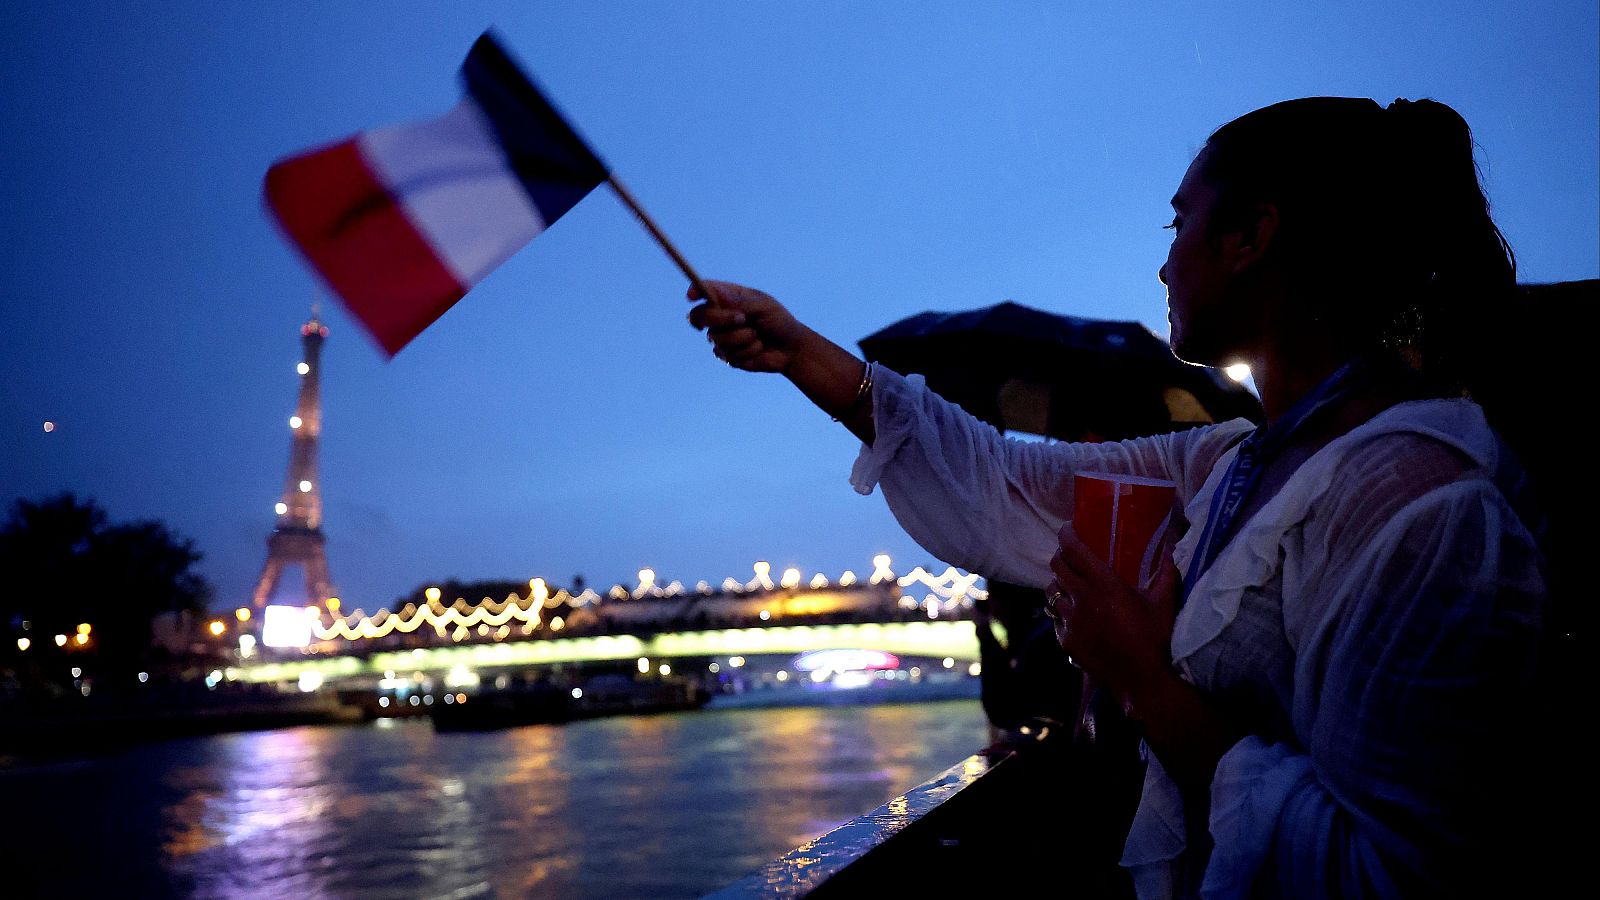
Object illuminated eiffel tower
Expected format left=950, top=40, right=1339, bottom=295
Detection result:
left=250, top=309, right=335, bottom=611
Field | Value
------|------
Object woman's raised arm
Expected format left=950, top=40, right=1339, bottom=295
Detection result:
left=688, top=280, right=878, bottom=444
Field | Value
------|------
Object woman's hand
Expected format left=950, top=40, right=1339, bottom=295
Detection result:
left=687, top=280, right=814, bottom=374
left=685, top=279, right=879, bottom=443
left=1045, top=522, right=1181, bottom=701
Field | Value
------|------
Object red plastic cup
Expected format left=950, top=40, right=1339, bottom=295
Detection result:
left=1071, top=472, right=1177, bottom=589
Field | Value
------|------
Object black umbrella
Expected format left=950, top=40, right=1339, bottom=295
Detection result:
left=858, top=300, right=1261, bottom=440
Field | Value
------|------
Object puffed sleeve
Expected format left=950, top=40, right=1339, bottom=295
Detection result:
left=1201, top=480, right=1545, bottom=898
left=850, top=366, right=1253, bottom=587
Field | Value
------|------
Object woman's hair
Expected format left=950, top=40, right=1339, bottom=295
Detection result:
left=1198, top=97, right=1515, bottom=396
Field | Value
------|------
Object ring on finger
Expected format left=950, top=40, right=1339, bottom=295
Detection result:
left=1044, top=584, right=1065, bottom=620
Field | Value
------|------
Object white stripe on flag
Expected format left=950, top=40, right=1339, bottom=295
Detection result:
left=358, top=99, right=546, bottom=287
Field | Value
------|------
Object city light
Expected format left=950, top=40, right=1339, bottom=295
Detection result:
left=235, top=607, right=251, bottom=622
left=570, top=687, right=583, bottom=699
left=943, top=657, right=955, bottom=668
left=775, top=670, right=789, bottom=682
left=658, top=663, right=671, bottom=676
left=275, top=502, right=288, bottom=515
left=71, top=667, right=82, bottom=678
left=54, top=634, right=66, bottom=647
left=810, top=573, right=829, bottom=589
left=138, top=672, right=149, bottom=683
left=728, top=656, right=745, bottom=668
left=759, top=610, right=771, bottom=621
left=793, top=649, right=899, bottom=672
left=780, top=567, right=801, bottom=589
left=379, top=697, right=390, bottom=708
left=238, top=634, right=256, bottom=658
left=77, top=623, right=91, bottom=636
left=445, top=664, right=479, bottom=688
left=289, top=415, right=303, bottom=429
left=752, top=561, right=775, bottom=591
left=637, top=657, right=650, bottom=674
left=870, top=554, right=894, bottom=584
left=297, top=671, right=323, bottom=692
left=708, top=662, right=720, bottom=674
left=261, top=605, right=313, bottom=648
left=209, top=620, right=226, bottom=637
left=1224, top=363, right=1252, bottom=383
left=326, top=597, right=340, bottom=612
left=16, top=638, right=29, bottom=652
left=549, top=617, right=564, bottom=631
left=298, top=480, right=312, bottom=493
left=297, top=362, right=310, bottom=375
left=839, top=570, right=857, bottom=587
left=968, top=662, right=982, bottom=677
left=74, top=633, right=89, bottom=645
left=43, top=421, right=55, bottom=433
left=426, top=587, right=442, bottom=603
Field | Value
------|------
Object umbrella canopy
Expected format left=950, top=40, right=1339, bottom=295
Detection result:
left=858, top=300, right=1262, bottom=441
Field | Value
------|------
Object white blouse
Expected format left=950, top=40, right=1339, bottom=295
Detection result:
left=851, top=367, right=1544, bottom=898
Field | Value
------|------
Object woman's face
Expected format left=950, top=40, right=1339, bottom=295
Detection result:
left=1159, top=151, right=1254, bottom=367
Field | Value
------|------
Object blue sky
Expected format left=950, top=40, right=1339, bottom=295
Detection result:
left=2, top=2, right=1595, bottom=611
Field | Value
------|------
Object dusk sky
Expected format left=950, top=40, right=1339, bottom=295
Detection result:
left=3, top=2, right=1595, bottom=613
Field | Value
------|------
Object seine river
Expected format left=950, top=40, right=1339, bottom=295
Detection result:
left=0, top=701, right=987, bottom=898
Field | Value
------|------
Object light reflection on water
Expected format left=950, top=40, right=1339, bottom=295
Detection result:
left=0, top=701, right=985, bottom=898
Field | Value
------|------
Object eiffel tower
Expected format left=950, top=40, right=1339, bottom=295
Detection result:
left=251, top=310, right=335, bottom=611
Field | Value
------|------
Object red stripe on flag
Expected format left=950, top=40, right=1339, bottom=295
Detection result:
left=265, top=140, right=466, bottom=356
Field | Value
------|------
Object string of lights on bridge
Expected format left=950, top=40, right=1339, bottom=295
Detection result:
left=241, top=555, right=986, bottom=648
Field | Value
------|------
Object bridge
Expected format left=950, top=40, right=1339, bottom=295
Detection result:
left=227, top=558, right=990, bottom=690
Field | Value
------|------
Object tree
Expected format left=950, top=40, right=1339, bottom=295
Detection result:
left=0, top=493, right=211, bottom=685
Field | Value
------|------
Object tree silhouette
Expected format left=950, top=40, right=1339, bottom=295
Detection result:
left=1, top=493, right=211, bottom=687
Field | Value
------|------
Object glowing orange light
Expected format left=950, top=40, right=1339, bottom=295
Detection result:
left=208, top=621, right=226, bottom=637
left=74, top=633, right=89, bottom=646
left=235, top=607, right=251, bottom=622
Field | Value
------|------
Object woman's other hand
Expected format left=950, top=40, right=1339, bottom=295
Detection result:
left=687, top=280, right=813, bottom=374
left=1045, top=522, right=1181, bottom=700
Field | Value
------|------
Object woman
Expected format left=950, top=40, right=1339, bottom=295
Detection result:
left=687, top=97, right=1545, bottom=897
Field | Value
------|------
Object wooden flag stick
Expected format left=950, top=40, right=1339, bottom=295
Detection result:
left=606, top=174, right=721, bottom=306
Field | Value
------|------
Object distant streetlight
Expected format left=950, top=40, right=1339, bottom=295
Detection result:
left=54, top=634, right=67, bottom=647
left=208, top=620, right=226, bottom=637
left=74, top=633, right=89, bottom=646
left=235, top=607, right=251, bottom=622
left=15, top=638, right=29, bottom=652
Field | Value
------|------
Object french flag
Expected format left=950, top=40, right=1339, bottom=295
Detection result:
left=265, top=33, right=607, bottom=356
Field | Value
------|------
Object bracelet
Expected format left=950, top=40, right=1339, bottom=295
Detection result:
left=832, top=361, right=875, bottom=422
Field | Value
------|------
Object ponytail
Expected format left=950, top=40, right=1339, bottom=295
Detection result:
left=1199, top=97, right=1516, bottom=398
left=1381, top=98, right=1517, bottom=399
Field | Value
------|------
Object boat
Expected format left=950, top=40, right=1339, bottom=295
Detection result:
left=428, top=674, right=709, bottom=731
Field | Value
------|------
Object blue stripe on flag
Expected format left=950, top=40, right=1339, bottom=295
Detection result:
left=461, top=32, right=609, bottom=226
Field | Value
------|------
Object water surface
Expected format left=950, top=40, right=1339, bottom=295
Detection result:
left=0, top=701, right=986, bottom=898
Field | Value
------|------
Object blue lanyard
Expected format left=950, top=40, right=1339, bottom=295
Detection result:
left=1183, top=359, right=1364, bottom=600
